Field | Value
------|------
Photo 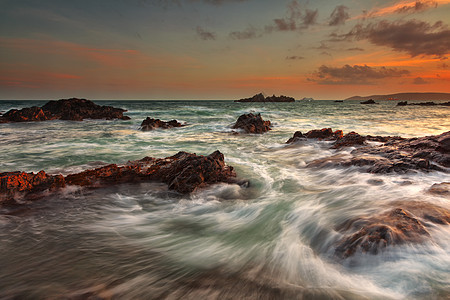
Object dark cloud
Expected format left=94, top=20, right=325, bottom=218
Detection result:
left=413, top=76, right=428, bottom=84
left=286, top=55, right=305, bottom=60
left=329, top=5, right=349, bottom=26
left=394, top=0, right=437, bottom=14
left=266, top=1, right=318, bottom=32
left=347, top=47, right=364, bottom=51
left=196, top=26, right=216, bottom=40
left=310, top=64, right=410, bottom=85
left=229, top=26, right=261, bottom=40
left=332, top=19, right=450, bottom=57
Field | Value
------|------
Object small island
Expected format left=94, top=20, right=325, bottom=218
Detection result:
left=235, top=93, right=295, bottom=103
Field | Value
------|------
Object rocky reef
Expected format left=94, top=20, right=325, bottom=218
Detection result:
left=232, top=113, right=271, bottom=134
left=360, top=99, right=377, bottom=104
left=397, top=101, right=450, bottom=106
left=0, top=98, right=130, bottom=123
left=140, top=117, right=184, bottom=131
left=235, top=93, right=295, bottom=103
left=287, top=129, right=449, bottom=173
left=0, top=151, right=237, bottom=205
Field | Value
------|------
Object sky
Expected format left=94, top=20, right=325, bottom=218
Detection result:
left=0, top=0, right=449, bottom=100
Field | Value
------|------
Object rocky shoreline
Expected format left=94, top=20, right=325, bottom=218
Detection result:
left=235, top=93, right=295, bottom=103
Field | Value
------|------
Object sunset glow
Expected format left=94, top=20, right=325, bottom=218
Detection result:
left=1, top=0, right=449, bottom=100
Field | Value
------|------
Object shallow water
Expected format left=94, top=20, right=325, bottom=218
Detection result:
left=0, top=100, right=449, bottom=299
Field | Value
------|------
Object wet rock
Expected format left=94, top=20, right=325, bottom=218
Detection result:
left=1, top=151, right=237, bottom=205
left=395, top=101, right=450, bottom=106
left=397, top=101, right=408, bottom=106
left=235, top=93, right=295, bottom=103
left=140, top=117, right=184, bottom=131
left=360, top=99, right=377, bottom=104
left=286, top=131, right=306, bottom=143
left=332, top=132, right=366, bottom=148
left=0, top=171, right=65, bottom=203
left=286, top=128, right=343, bottom=143
left=0, top=98, right=130, bottom=123
left=428, top=182, right=450, bottom=195
left=232, top=113, right=271, bottom=134
left=335, top=202, right=450, bottom=258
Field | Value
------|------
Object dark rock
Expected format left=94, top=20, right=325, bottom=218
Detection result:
left=286, top=131, right=306, bottom=143
left=334, top=100, right=344, bottom=103
left=360, top=99, right=377, bottom=104
left=1, top=151, right=237, bottom=205
left=396, top=101, right=450, bottom=106
left=286, top=128, right=343, bottom=143
left=140, top=117, right=184, bottom=131
left=428, top=182, right=450, bottom=195
left=235, top=93, right=295, bottom=103
left=232, top=113, right=271, bottom=134
left=397, top=101, right=408, bottom=106
left=335, top=202, right=449, bottom=258
left=0, top=98, right=130, bottom=123
left=332, top=132, right=366, bottom=148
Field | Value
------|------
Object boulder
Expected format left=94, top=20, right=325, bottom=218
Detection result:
left=335, top=202, right=449, bottom=258
left=232, top=113, right=271, bottom=134
left=0, top=98, right=130, bottom=123
left=360, top=99, right=377, bottom=104
left=140, top=117, right=184, bottom=131
left=1, top=151, right=238, bottom=205
left=332, top=132, right=366, bottom=148
left=397, top=101, right=408, bottom=106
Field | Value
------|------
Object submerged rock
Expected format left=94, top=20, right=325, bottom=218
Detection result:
left=140, top=117, right=184, bottom=131
left=335, top=202, right=449, bottom=258
left=396, top=101, right=450, bottom=107
left=360, top=99, right=377, bottom=104
left=0, top=98, right=130, bottom=123
left=428, top=182, right=450, bottom=195
left=0, top=151, right=238, bottom=205
left=235, top=93, right=295, bottom=103
left=232, top=113, right=271, bottom=134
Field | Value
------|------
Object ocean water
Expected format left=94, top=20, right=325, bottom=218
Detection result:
left=0, top=100, right=449, bottom=299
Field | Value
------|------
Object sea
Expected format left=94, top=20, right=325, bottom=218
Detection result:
left=0, top=100, right=449, bottom=299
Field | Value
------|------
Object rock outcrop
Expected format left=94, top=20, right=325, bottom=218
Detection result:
left=0, top=151, right=237, bottom=205
left=140, top=117, right=184, bottom=131
left=396, top=101, right=450, bottom=106
left=287, top=129, right=449, bottom=173
left=235, top=93, right=295, bottom=103
left=360, top=99, right=377, bottom=104
left=335, top=202, right=450, bottom=258
left=232, top=113, right=271, bottom=134
left=0, top=98, right=130, bottom=123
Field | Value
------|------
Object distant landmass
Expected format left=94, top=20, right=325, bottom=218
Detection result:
left=345, top=92, right=450, bottom=101
left=235, top=93, right=295, bottom=103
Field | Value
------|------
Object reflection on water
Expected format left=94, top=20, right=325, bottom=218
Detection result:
left=0, top=100, right=449, bottom=299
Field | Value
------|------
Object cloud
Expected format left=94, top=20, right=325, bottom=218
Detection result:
left=310, top=64, right=410, bottom=84
left=266, top=1, right=318, bottom=32
left=329, top=5, right=349, bottom=26
left=192, top=0, right=249, bottom=4
left=196, top=26, right=216, bottom=40
left=413, top=76, right=428, bottom=84
left=229, top=26, right=261, bottom=39
left=347, top=47, right=365, bottom=51
left=332, top=19, right=450, bottom=57
left=286, top=55, right=305, bottom=60
left=359, top=0, right=442, bottom=18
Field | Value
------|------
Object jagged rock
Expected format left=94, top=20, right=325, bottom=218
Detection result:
left=0, top=98, right=130, bottom=123
left=397, top=101, right=408, bottom=106
left=0, top=171, right=65, bottom=203
left=360, top=99, right=377, bottom=104
left=0, top=151, right=238, bottom=205
left=332, top=132, right=366, bottom=148
left=140, top=117, right=184, bottom=131
left=286, top=128, right=343, bottom=143
left=232, top=113, right=271, bottom=134
left=235, top=93, right=295, bottom=103
left=396, top=101, right=450, bottom=107
left=335, top=202, right=449, bottom=258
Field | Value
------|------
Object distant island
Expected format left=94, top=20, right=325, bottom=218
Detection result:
left=235, top=93, right=295, bottom=102
left=345, top=92, right=450, bottom=101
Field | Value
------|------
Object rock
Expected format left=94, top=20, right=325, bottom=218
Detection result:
left=0, top=171, right=65, bottom=203
left=428, top=182, right=450, bottom=195
left=235, top=93, right=295, bottom=103
left=286, top=128, right=343, bottom=143
left=360, top=99, right=377, bottom=104
left=0, top=98, right=130, bottom=123
left=286, top=131, right=306, bottom=143
left=335, top=202, right=449, bottom=258
left=397, top=101, right=408, bottom=106
left=140, top=117, right=184, bottom=131
left=395, top=101, right=450, bottom=107
left=332, top=132, right=366, bottom=148
left=334, top=100, right=344, bottom=103
left=1, top=151, right=238, bottom=205
left=306, top=131, right=450, bottom=174
left=232, top=113, right=271, bottom=134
